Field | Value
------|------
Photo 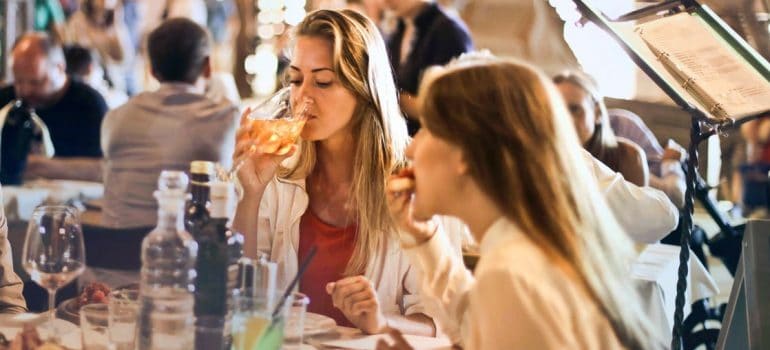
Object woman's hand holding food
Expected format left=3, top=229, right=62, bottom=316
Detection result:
left=385, top=168, right=437, bottom=248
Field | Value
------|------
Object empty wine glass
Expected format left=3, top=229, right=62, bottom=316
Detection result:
left=223, top=86, right=312, bottom=181
left=22, top=205, right=86, bottom=341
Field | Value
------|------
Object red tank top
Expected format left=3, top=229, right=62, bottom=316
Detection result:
left=298, top=209, right=357, bottom=328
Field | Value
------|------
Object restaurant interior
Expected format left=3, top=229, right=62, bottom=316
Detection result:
left=0, top=0, right=768, bottom=349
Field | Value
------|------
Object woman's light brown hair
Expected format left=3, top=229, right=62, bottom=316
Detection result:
left=420, top=58, right=664, bottom=350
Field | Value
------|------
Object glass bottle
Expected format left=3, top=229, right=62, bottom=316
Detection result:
left=137, top=171, right=198, bottom=350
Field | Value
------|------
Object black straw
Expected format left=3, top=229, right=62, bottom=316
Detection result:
left=271, top=245, right=318, bottom=320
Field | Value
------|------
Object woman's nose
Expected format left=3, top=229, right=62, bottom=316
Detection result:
left=293, top=79, right=314, bottom=100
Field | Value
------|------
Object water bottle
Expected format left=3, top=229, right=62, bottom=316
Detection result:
left=137, top=171, right=199, bottom=350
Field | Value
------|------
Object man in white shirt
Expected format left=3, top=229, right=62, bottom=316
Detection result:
left=101, top=18, right=238, bottom=228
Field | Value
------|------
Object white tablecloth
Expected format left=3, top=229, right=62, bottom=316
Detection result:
left=2, top=180, right=103, bottom=221
left=631, top=243, right=720, bottom=344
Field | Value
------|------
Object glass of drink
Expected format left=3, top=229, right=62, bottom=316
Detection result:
left=226, top=87, right=312, bottom=179
left=231, top=289, right=289, bottom=350
left=283, top=292, right=309, bottom=349
left=108, top=289, right=139, bottom=350
left=80, top=303, right=112, bottom=350
left=22, top=205, right=86, bottom=341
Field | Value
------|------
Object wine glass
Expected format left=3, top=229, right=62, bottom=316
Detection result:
left=22, top=205, right=86, bottom=341
left=223, top=86, right=313, bottom=181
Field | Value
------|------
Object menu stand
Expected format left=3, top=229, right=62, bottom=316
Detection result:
left=570, top=1, right=770, bottom=349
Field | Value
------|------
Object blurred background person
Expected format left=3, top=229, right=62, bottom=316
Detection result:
left=66, top=0, right=134, bottom=94
left=383, top=0, right=473, bottom=135
left=0, top=33, right=106, bottom=183
left=736, top=115, right=770, bottom=216
left=554, top=71, right=649, bottom=187
left=610, top=108, right=686, bottom=208
left=101, top=18, right=238, bottom=229
left=34, top=0, right=68, bottom=42
left=63, top=44, right=128, bottom=108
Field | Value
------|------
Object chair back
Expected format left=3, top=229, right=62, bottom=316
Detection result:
left=81, top=224, right=153, bottom=270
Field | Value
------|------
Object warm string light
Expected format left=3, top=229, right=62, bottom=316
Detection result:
left=246, top=0, right=307, bottom=96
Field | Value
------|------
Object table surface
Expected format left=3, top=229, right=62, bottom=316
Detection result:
left=0, top=314, right=452, bottom=350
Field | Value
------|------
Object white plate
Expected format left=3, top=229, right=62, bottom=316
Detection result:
left=304, top=312, right=336, bottom=336
left=0, top=313, right=81, bottom=349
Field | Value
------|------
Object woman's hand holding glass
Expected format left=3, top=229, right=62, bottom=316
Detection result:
left=231, top=87, right=312, bottom=194
left=233, top=108, right=299, bottom=194
left=326, top=276, right=387, bottom=334
left=385, top=169, right=437, bottom=248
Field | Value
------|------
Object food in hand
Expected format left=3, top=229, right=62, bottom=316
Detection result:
left=76, top=282, right=111, bottom=308
left=389, top=167, right=415, bottom=193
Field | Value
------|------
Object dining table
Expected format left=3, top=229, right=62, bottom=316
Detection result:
left=0, top=312, right=454, bottom=350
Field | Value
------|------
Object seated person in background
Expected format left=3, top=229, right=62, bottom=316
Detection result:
left=385, top=57, right=664, bottom=349
left=554, top=71, right=649, bottom=187
left=737, top=115, right=770, bottom=215
left=610, top=108, right=686, bottom=208
left=65, top=0, right=134, bottom=94
left=383, top=0, right=473, bottom=135
left=584, top=147, right=677, bottom=243
left=0, top=33, right=107, bottom=182
left=101, top=18, right=238, bottom=229
left=0, top=186, right=27, bottom=314
left=233, top=9, right=451, bottom=336
left=63, top=44, right=129, bottom=109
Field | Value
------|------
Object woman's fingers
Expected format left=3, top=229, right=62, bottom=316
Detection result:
left=328, top=276, right=379, bottom=316
left=233, top=139, right=254, bottom=159
left=351, top=299, right=378, bottom=316
left=386, top=175, right=415, bottom=193
left=385, top=174, right=415, bottom=220
left=329, top=276, right=369, bottom=309
left=342, top=288, right=376, bottom=313
left=238, top=107, right=253, bottom=126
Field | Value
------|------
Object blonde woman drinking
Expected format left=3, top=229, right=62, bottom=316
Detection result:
left=232, top=9, right=451, bottom=336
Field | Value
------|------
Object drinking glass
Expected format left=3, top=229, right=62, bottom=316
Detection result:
left=22, top=205, right=85, bottom=340
left=283, top=292, right=309, bottom=349
left=225, top=87, right=312, bottom=180
left=80, top=303, right=112, bottom=350
left=231, top=289, right=289, bottom=350
left=108, top=289, right=139, bottom=350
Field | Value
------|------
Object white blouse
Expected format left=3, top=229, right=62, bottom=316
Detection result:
left=408, top=217, right=626, bottom=349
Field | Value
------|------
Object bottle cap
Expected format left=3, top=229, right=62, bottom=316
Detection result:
left=190, top=161, right=215, bottom=175
left=158, top=170, right=189, bottom=192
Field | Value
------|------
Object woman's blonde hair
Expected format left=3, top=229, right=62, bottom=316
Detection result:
left=553, top=71, right=624, bottom=172
left=280, top=9, right=409, bottom=275
left=420, top=57, right=664, bottom=349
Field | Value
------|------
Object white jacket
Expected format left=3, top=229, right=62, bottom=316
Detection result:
left=255, top=177, right=467, bottom=318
